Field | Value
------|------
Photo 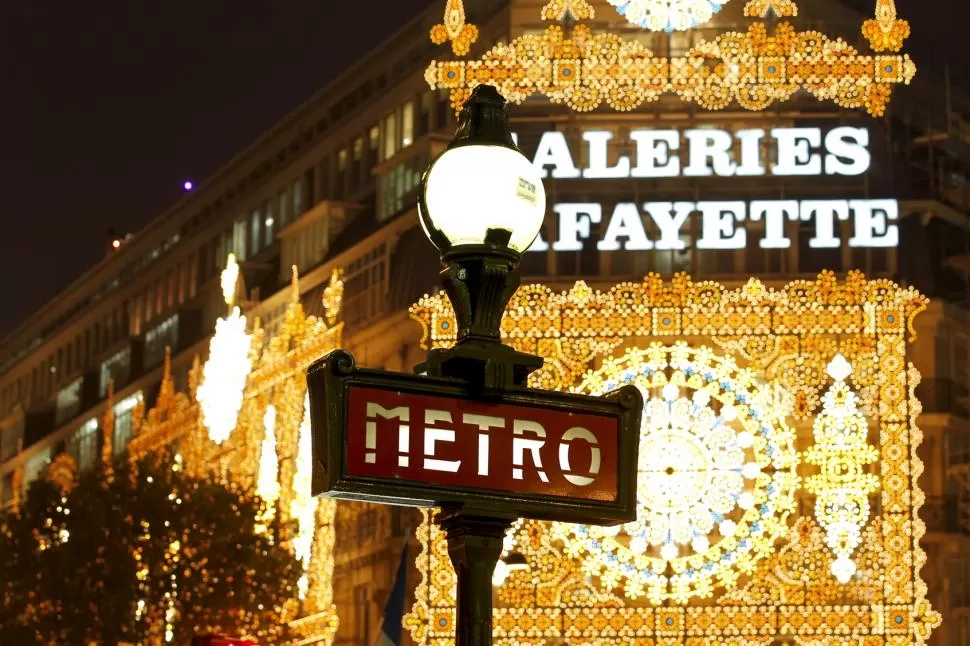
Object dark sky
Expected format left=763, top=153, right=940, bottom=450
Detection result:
left=0, top=0, right=965, bottom=338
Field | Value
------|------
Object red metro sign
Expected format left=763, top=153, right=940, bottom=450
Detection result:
left=308, top=350, right=641, bottom=524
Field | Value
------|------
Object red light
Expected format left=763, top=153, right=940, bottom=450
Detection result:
left=112, top=239, right=121, bottom=250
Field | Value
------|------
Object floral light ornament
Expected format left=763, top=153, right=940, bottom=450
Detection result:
left=197, top=253, right=253, bottom=445
left=805, top=354, right=879, bottom=584
left=552, top=343, right=799, bottom=603
left=608, top=0, right=728, bottom=31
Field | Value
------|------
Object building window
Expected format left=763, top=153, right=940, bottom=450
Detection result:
left=401, top=100, right=414, bottom=148
left=55, top=377, right=83, bottom=426
left=353, top=136, right=364, bottom=161
left=278, top=189, right=289, bottom=229
left=369, top=125, right=380, bottom=150
left=378, top=152, right=428, bottom=221
left=177, top=263, right=186, bottom=304
left=264, top=201, right=275, bottom=247
left=155, top=279, right=164, bottom=315
left=69, top=418, right=99, bottom=473
left=23, top=446, right=52, bottom=489
left=144, top=315, right=179, bottom=369
left=232, top=219, right=248, bottom=261
left=112, top=392, right=143, bottom=456
left=292, top=178, right=304, bottom=219
left=99, top=348, right=131, bottom=398
left=338, top=148, right=348, bottom=171
left=383, top=112, right=397, bottom=160
left=250, top=210, right=261, bottom=255
left=343, top=244, right=388, bottom=326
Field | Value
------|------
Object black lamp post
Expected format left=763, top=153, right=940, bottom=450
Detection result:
left=416, top=85, right=547, bottom=645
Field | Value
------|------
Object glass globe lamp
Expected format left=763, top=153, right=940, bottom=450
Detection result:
left=419, top=84, right=546, bottom=255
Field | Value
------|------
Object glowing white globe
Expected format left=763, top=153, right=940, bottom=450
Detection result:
left=420, top=144, right=546, bottom=254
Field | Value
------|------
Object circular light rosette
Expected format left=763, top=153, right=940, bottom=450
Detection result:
left=552, top=343, right=799, bottom=603
left=607, top=0, right=728, bottom=31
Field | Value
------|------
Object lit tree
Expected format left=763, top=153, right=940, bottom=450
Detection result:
left=0, top=452, right=301, bottom=644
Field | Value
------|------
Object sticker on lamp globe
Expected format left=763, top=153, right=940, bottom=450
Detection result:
left=516, top=177, right=538, bottom=205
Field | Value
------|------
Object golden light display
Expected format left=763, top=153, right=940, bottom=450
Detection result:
left=197, top=254, right=253, bottom=445
left=805, top=354, right=880, bottom=585
left=124, top=261, right=345, bottom=645
left=425, top=0, right=914, bottom=116
left=407, top=271, right=941, bottom=645
left=552, top=343, right=799, bottom=605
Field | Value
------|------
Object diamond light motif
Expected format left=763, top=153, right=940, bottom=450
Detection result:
left=608, top=0, right=728, bottom=31
left=552, top=343, right=799, bottom=603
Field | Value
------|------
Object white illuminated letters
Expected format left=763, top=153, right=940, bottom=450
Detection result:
left=597, top=203, right=652, bottom=251
left=801, top=200, right=850, bottom=248
left=825, top=127, right=871, bottom=176
left=630, top=129, right=680, bottom=177
left=533, top=131, right=580, bottom=179
left=583, top=131, right=631, bottom=178
left=684, top=129, right=737, bottom=177
left=848, top=199, right=898, bottom=247
left=749, top=200, right=798, bottom=249
left=511, top=125, right=896, bottom=253
left=552, top=203, right=602, bottom=251
left=644, top=202, right=693, bottom=250
left=771, top=128, right=822, bottom=175
left=696, top=202, right=747, bottom=250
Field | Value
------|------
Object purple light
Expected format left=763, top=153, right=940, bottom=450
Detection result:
left=183, top=180, right=194, bottom=191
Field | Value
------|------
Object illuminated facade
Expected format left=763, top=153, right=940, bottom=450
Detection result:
left=2, top=0, right=970, bottom=644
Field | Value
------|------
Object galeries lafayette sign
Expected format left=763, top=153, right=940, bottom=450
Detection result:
left=307, top=350, right=642, bottom=524
left=513, top=125, right=899, bottom=251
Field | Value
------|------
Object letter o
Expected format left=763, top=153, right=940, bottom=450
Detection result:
left=559, top=426, right=601, bottom=487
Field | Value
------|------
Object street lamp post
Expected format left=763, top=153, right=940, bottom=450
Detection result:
left=417, top=84, right=548, bottom=646
left=307, top=84, right=642, bottom=646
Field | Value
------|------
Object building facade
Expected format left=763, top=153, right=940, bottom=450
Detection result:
left=2, top=0, right=970, bottom=643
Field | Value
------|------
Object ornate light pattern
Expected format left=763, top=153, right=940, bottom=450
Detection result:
left=425, top=0, right=913, bottom=116
left=743, top=0, right=796, bottom=17
left=197, top=255, right=253, bottom=445
left=552, top=344, right=798, bottom=604
left=430, top=0, right=478, bottom=56
left=255, top=404, right=280, bottom=529
left=608, top=0, right=729, bottom=31
left=805, top=354, right=879, bottom=584
left=291, top=393, right=319, bottom=600
left=122, top=264, right=345, bottom=644
left=407, top=272, right=940, bottom=644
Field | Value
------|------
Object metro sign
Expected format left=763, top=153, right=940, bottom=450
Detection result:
left=308, top=350, right=642, bottom=524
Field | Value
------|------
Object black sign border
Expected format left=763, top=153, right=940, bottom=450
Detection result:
left=307, top=349, right=642, bottom=525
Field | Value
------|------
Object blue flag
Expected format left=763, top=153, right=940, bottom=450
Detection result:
left=374, top=540, right=409, bottom=646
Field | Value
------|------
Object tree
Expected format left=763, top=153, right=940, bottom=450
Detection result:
left=0, top=453, right=301, bottom=645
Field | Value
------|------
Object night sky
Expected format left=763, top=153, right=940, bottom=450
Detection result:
left=0, top=0, right=965, bottom=337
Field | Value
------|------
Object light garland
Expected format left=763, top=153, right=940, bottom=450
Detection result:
left=607, top=0, right=729, bottom=31
left=255, top=404, right=280, bottom=530
left=291, top=393, right=319, bottom=600
left=805, top=354, right=879, bottom=584
left=553, top=343, right=798, bottom=603
left=197, top=255, right=253, bottom=445
left=407, top=272, right=940, bottom=644
left=425, top=0, right=914, bottom=116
